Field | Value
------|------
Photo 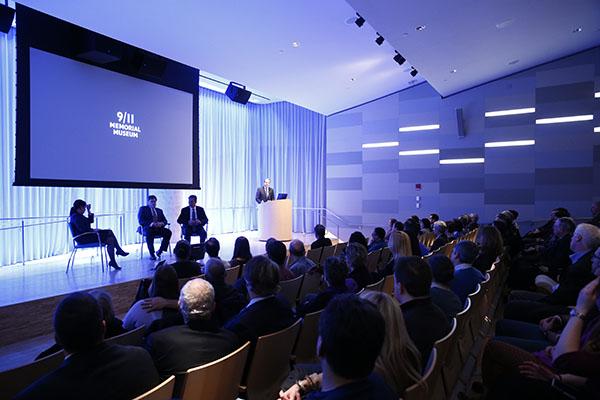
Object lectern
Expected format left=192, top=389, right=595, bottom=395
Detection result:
left=257, top=199, right=292, bottom=241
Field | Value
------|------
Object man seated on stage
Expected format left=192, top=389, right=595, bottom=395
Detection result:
left=255, top=178, right=275, bottom=204
left=138, top=195, right=172, bottom=260
left=176, top=195, right=208, bottom=243
left=15, top=292, right=160, bottom=400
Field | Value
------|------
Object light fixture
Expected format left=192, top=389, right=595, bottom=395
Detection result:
left=485, top=107, right=535, bottom=117
left=508, top=59, right=520, bottom=65
left=535, top=115, right=594, bottom=124
left=291, top=41, right=300, bottom=48
left=594, top=127, right=600, bottom=133
left=354, top=13, right=365, bottom=27
left=416, top=25, right=426, bottom=31
left=485, top=140, right=535, bottom=148
left=410, top=68, right=418, bottom=77
left=375, top=33, right=384, bottom=45
left=399, top=124, right=440, bottom=132
left=439, top=158, right=485, bottom=165
left=393, top=52, right=406, bottom=66
left=450, top=68, right=457, bottom=74
left=399, top=149, right=440, bottom=156
left=572, top=27, right=583, bottom=33
left=362, top=141, right=399, bottom=149
left=595, top=92, right=600, bottom=98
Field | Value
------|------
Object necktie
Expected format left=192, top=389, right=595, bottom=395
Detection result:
left=151, top=207, right=157, bottom=222
left=191, top=206, right=196, bottom=221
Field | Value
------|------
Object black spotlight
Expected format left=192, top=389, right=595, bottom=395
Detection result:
left=375, top=34, right=384, bottom=46
left=410, top=68, right=418, bottom=77
left=354, top=13, right=365, bottom=27
left=393, top=52, right=406, bottom=66
left=0, top=4, right=16, bottom=34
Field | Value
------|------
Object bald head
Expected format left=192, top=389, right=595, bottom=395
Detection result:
left=289, top=239, right=305, bottom=257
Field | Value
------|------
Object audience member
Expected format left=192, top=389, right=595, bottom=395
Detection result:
left=429, top=213, right=440, bottom=223
left=145, top=279, right=239, bottom=377
left=224, top=255, right=295, bottom=343
left=379, top=230, right=411, bottom=277
left=368, top=227, right=387, bottom=253
left=473, top=225, right=504, bottom=273
left=394, top=256, right=450, bottom=366
left=524, top=207, right=570, bottom=244
left=311, top=224, right=332, bottom=249
left=205, top=237, right=230, bottom=268
left=344, top=242, right=371, bottom=292
left=428, top=255, right=463, bottom=322
left=467, top=213, right=479, bottom=230
left=420, top=218, right=432, bottom=234
left=296, top=256, right=347, bottom=317
left=588, top=200, right=600, bottom=228
left=204, top=258, right=247, bottom=324
left=229, top=236, right=253, bottom=268
left=404, top=219, right=425, bottom=257
left=384, top=218, right=398, bottom=241
left=266, top=239, right=295, bottom=280
left=15, top=292, right=160, bottom=400
left=430, top=221, right=449, bottom=251
left=288, top=239, right=316, bottom=276
left=450, top=240, right=485, bottom=304
left=393, top=220, right=405, bottom=232
left=348, top=231, right=369, bottom=249
left=169, top=240, right=202, bottom=279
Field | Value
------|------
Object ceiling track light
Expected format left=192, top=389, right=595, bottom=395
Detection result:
left=410, top=67, right=418, bottom=77
left=375, top=33, right=384, bottom=45
left=354, top=13, right=365, bottom=27
left=393, top=52, right=406, bottom=66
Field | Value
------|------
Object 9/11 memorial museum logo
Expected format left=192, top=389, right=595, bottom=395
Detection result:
left=109, top=111, right=142, bottom=138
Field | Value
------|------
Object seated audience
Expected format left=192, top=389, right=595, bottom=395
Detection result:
left=495, top=211, right=523, bottom=256
left=266, top=239, right=295, bottom=280
left=311, top=224, right=332, bottom=249
left=420, top=218, right=433, bottom=234
left=344, top=242, right=371, bottom=292
left=281, top=295, right=396, bottom=400
left=123, top=264, right=180, bottom=330
left=205, top=237, right=230, bottom=268
left=169, top=240, right=202, bottom=279
left=394, top=256, right=450, bottom=366
left=504, top=224, right=600, bottom=323
left=288, top=239, right=316, bottom=276
left=428, top=255, right=463, bottom=322
left=224, top=255, right=295, bottom=343
left=403, top=219, right=425, bottom=257
left=229, top=236, right=252, bottom=268
left=15, top=292, right=160, bottom=400
left=524, top=207, right=571, bottom=243
left=430, top=221, right=449, bottom=251
left=348, top=230, right=369, bottom=249
left=393, top=220, right=405, bottom=232
left=368, top=227, right=387, bottom=253
left=467, top=213, right=479, bottom=231
left=145, top=278, right=239, bottom=377
left=429, top=213, right=440, bottom=223
left=384, top=218, right=398, bottom=241
left=538, top=217, right=576, bottom=279
left=588, top=200, right=600, bottom=228
left=379, top=230, right=411, bottom=277
left=473, top=225, right=504, bottom=273
left=450, top=240, right=485, bottom=304
left=296, top=256, right=347, bottom=317
left=204, top=258, right=247, bottom=324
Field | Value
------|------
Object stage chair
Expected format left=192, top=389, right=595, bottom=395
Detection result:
left=0, top=350, right=65, bottom=400
left=133, top=375, right=175, bottom=400
left=179, top=342, right=251, bottom=400
left=404, top=348, right=442, bottom=400
left=306, top=247, right=323, bottom=266
left=179, top=222, right=208, bottom=243
left=224, top=265, right=242, bottom=286
left=105, top=325, right=146, bottom=347
left=279, top=274, right=304, bottom=306
left=319, top=245, right=336, bottom=263
left=435, top=318, right=458, bottom=398
left=333, top=242, right=347, bottom=256
left=364, top=276, right=385, bottom=292
left=293, top=309, right=323, bottom=364
left=241, top=319, right=302, bottom=400
left=297, top=271, right=322, bottom=302
left=137, top=224, right=172, bottom=259
left=66, top=221, right=108, bottom=273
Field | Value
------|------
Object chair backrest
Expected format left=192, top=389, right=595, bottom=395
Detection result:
left=279, top=274, right=304, bottom=306
left=382, top=274, right=395, bottom=296
left=298, top=271, right=323, bottom=302
left=179, top=274, right=204, bottom=290
left=319, top=245, right=336, bottom=263
left=434, top=318, right=457, bottom=361
left=105, top=325, right=146, bottom=347
left=404, top=348, right=440, bottom=400
left=293, top=309, right=323, bottom=364
left=366, top=250, right=381, bottom=273
left=364, top=276, right=385, bottom=292
left=0, top=350, right=65, bottom=400
left=245, top=319, right=302, bottom=400
left=306, top=247, right=323, bottom=265
left=224, top=265, right=241, bottom=286
left=379, top=247, right=392, bottom=268
left=180, top=342, right=251, bottom=400
left=133, top=375, right=175, bottom=400
left=333, top=242, right=347, bottom=256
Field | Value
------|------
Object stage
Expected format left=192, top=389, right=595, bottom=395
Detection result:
left=0, top=230, right=338, bottom=371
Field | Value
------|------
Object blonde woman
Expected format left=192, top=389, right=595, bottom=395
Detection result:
left=378, top=230, right=412, bottom=277
left=279, top=291, right=422, bottom=399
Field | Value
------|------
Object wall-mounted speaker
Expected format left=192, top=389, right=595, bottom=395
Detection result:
left=75, top=35, right=122, bottom=64
left=0, top=4, right=15, bottom=34
left=226, top=82, right=252, bottom=105
left=456, top=108, right=465, bottom=138
left=132, top=52, right=167, bottom=78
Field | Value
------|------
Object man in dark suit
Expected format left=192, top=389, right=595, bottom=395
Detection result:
left=255, top=178, right=275, bottom=204
left=15, top=292, right=160, bottom=400
left=225, top=255, right=295, bottom=344
left=145, top=278, right=240, bottom=377
left=138, top=195, right=172, bottom=260
left=176, top=195, right=208, bottom=243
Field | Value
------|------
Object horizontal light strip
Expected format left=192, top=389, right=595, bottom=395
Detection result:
left=398, top=149, right=440, bottom=156
left=485, top=140, right=535, bottom=148
left=595, top=92, right=600, bottom=98
left=439, top=158, right=485, bottom=165
left=535, top=115, right=593, bottom=124
left=595, top=127, right=600, bottom=133
left=398, top=124, right=440, bottom=132
left=362, top=141, right=399, bottom=149
left=484, top=107, right=535, bottom=117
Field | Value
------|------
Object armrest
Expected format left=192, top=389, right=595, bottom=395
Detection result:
left=73, top=231, right=101, bottom=244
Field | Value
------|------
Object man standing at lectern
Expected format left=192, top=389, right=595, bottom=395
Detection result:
left=255, top=178, right=275, bottom=204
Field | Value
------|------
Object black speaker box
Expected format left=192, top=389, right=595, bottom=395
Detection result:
left=76, top=35, right=122, bottom=64
left=456, top=108, right=465, bottom=138
left=0, top=5, right=15, bottom=34
left=226, top=82, right=252, bottom=104
left=132, top=52, right=167, bottom=78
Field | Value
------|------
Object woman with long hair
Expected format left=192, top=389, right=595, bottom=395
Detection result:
left=229, top=236, right=252, bottom=268
left=473, top=224, right=504, bottom=272
left=378, top=230, right=412, bottom=277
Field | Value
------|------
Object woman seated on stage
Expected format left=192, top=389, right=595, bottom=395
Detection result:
left=69, top=199, right=128, bottom=270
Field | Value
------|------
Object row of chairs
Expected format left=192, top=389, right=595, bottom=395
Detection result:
left=305, top=242, right=346, bottom=266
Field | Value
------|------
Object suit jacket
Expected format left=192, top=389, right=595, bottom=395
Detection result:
left=224, top=295, right=295, bottom=343
left=145, top=319, right=239, bottom=377
left=69, top=213, right=94, bottom=237
left=544, top=250, right=595, bottom=306
left=430, top=235, right=448, bottom=252
left=138, top=206, right=168, bottom=232
left=205, top=277, right=248, bottom=325
left=176, top=206, right=208, bottom=227
left=15, top=343, right=160, bottom=400
left=310, top=237, right=333, bottom=250
left=255, top=186, right=275, bottom=203
left=541, top=234, right=573, bottom=273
